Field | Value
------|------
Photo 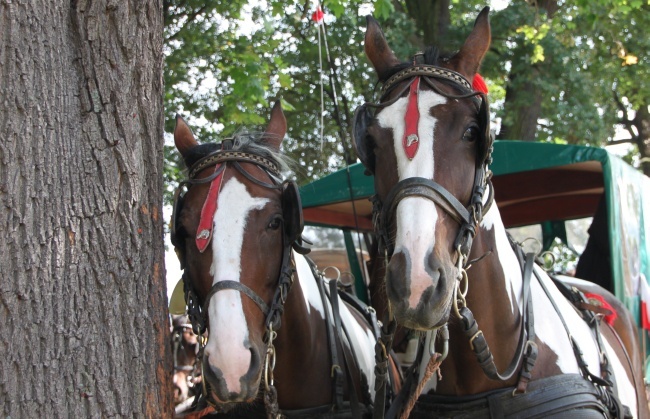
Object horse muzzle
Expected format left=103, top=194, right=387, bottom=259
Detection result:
left=386, top=249, right=455, bottom=330
left=202, top=346, right=262, bottom=404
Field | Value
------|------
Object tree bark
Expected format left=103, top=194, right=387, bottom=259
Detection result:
left=0, top=1, right=171, bottom=417
left=404, top=0, right=450, bottom=47
left=497, top=72, right=543, bottom=141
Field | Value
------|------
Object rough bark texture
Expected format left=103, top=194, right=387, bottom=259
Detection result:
left=0, top=1, right=171, bottom=417
left=404, top=0, right=450, bottom=47
left=497, top=73, right=543, bottom=141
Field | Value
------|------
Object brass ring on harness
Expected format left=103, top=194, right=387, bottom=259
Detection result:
left=264, top=343, right=277, bottom=391
left=458, top=268, right=469, bottom=298
left=321, top=266, right=341, bottom=283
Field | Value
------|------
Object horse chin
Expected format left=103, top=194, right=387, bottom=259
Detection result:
left=207, top=375, right=262, bottom=406
left=392, top=297, right=452, bottom=331
left=202, top=349, right=263, bottom=405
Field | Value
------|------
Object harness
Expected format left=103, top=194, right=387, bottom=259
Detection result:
left=352, top=59, right=632, bottom=419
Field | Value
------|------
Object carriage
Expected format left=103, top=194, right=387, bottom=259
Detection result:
left=300, top=140, right=650, bottom=381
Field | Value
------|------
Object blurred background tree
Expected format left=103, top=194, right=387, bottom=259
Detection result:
left=163, top=0, right=650, bottom=206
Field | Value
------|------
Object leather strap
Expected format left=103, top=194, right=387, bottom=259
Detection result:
left=383, top=177, right=472, bottom=229
left=330, top=279, right=365, bottom=418
left=313, top=262, right=344, bottom=412
left=203, top=280, right=270, bottom=316
left=458, top=252, right=537, bottom=383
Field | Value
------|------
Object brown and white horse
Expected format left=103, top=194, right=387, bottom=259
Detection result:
left=354, top=8, right=647, bottom=418
left=171, top=102, right=384, bottom=417
left=171, top=314, right=201, bottom=409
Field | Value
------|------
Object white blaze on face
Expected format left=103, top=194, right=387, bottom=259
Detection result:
left=203, top=178, right=269, bottom=394
left=376, top=91, right=447, bottom=308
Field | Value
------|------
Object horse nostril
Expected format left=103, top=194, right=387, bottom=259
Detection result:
left=386, top=251, right=409, bottom=301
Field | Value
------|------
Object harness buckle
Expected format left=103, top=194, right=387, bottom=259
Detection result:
left=469, top=330, right=484, bottom=351
left=331, top=364, right=342, bottom=378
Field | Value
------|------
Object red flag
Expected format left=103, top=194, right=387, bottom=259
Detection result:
left=312, top=6, right=324, bottom=23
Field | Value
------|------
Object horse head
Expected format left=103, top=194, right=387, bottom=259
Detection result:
left=355, top=8, right=492, bottom=331
left=172, top=102, right=301, bottom=405
left=171, top=314, right=198, bottom=404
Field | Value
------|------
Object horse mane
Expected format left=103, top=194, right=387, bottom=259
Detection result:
left=182, top=131, right=292, bottom=174
left=378, top=46, right=451, bottom=83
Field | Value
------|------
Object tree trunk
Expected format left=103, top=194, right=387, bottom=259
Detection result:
left=0, top=1, right=171, bottom=417
left=404, top=0, right=450, bottom=47
left=498, top=0, right=556, bottom=141
left=497, top=73, right=543, bottom=141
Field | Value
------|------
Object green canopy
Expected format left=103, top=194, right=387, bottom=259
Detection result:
left=300, top=141, right=650, bottom=321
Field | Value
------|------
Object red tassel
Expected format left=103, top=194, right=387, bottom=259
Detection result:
left=472, top=74, right=488, bottom=94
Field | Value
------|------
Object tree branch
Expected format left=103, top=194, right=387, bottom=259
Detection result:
left=165, top=5, right=210, bottom=43
left=606, top=138, right=635, bottom=146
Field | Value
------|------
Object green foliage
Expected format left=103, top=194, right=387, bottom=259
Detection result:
left=162, top=0, right=650, bottom=205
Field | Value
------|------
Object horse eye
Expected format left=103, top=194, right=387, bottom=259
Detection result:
left=462, top=126, right=478, bottom=142
left=267, top=216, right=282, bottom=230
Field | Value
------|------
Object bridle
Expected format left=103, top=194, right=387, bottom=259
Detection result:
left=172, top=322, right=198, bottom=373
left=170, top=139, right=306, bottom=413
left=353, top=61, right=495, bottom=311
left=353, top=62, right=541, bottom=419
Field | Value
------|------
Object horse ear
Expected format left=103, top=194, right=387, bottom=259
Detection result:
left=174, top=114, right=198, bottom=157
left=263, top=100, right=286, bottom=151
left=364, top=15, right=401, bottom=81
left=450, top=6, right=491, bottom=79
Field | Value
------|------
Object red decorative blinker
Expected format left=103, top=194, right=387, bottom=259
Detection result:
left=402, top=77, right=421, bottom=160
left=195, top=164, right=225, bottom=253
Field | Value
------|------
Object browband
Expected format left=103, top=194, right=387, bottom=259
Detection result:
left=188, top=150, right=281, bottom=179
left=381, top=65, right=473, bottom=96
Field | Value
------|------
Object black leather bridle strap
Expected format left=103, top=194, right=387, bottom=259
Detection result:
left=202, top=280, right=270, bottom=317
left=458, top=252, right=537, bottom=382
left=329, top=279, right=362, bottom=418
left=313, top=261, right=345, bottom=411
left=382, top=177, right=472, bottom=229
left=188, top=150, right=281, bottom=179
